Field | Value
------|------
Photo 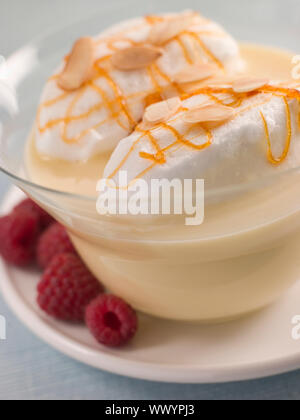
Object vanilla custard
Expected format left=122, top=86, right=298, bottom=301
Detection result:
left=24, top=12, right=300, bottom=321
left=26, top=44, right=297, bottom=196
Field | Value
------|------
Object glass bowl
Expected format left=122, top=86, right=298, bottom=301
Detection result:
left=1, top=0, right=300, bottom=322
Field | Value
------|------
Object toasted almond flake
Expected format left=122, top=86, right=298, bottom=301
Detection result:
left=57, top=37, right=95, bottom=91
left=217, top=93, right=237, bottom=105
left=144, top=97, right=181, bottom=125
left=207, top=77, right=234, bottom=89
left=180, top=81, right=207, bottom=94
left=111, top=45, right=163, bottom=71
left=174, top=63, right=216, bottom=84
left=208, top=83, right=233, bottom=89
left=148, top=14, right=194, bottom=46
left=183, top=104, right=235, bottom=124
left=232, top=77, right=269, bottom=93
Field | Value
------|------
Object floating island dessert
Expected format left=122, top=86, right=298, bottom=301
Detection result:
left=23, top=10, right=300, bottom=322
left=29, top=10, right=300, bottom=196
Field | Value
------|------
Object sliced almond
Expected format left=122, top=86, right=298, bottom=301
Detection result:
left=174, top=63, right=216, bottom=84
left=144, top=97, right=181, bottom=125
left=58, top=37, right=95, bottom=91
left=217, top=93, right=237, bottom=106
left=207, top=77, right=234, bottom=89
left=148, top=14, right=194, bottom=46
left=232, top=77, right=269, bottom=93
left=144, top=86, right=178, bottom=108
left=208, top=83, right=233, bottom=89
left=111, top=45, right=163, bottom=71
left=183, top=104, right=235, bottom=124
left=180, top=81, right=207, bottom=94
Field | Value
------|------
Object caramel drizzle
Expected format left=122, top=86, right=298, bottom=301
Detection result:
left=175, top=36, right=194, bottom=65
left=183, top=31, right=224, bottom=70
left=106, top=122, right=213, bottom=190
left=37, top=16, right=300, bottom=186
left=137, top=126, right=166, bottom=164
left=106, top=86, right=300, bottom=188
left=37, top=15, right=225, bottom=144
left=94, top=65, right=136, bottom=128
left=139, top=123, right=213, bottom=163
left=259, top=97, right=292, bottom=165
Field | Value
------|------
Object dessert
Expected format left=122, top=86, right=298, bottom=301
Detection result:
left=33, top=11, right=244, bottom=163
left=22, top=11, right=300, bottom=322
left=103, top=82, right=300, bottom=191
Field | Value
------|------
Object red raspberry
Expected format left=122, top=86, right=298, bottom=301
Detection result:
left=85, top=294, right=138, bottom=347
left=0, top=210, right=40, bottom=266
left=14, top=198, right=54, bottom=230
left=36, top=223, right=76, bottom=269
left=37, top=253, right=103, bottom=322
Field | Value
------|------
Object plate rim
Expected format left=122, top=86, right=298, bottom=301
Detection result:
left=1, top=189, right=300, bottom=384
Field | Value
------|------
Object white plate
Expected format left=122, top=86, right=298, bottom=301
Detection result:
left=1, top=187, right=300, bottom=384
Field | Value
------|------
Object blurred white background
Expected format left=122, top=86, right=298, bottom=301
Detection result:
left=1, top=0, right=300, bottom=56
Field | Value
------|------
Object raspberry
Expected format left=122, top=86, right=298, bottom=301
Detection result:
left=14, top=198, right=54, bottom=230
left=0, top=210, right=40, bottom=266
left=36, top=223, right=76, bottom=269
left=37, top=253, right=103, bottom=322
left=85, top=295, right=138, bottom=347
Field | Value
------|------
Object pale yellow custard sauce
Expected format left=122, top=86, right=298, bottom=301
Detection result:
left=25, top=44, right=300, bottom=322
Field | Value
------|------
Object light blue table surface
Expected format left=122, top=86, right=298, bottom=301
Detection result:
left=1, top=0, right=300, bottom=400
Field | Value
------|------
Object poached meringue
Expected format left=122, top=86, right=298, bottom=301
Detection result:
left=23, top=12, right=300, bottom=322
left=103, top=82, right=300, bottom=192
left=34, top=11, right=244, bottom=162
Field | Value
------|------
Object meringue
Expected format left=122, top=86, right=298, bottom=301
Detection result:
left=103, top=83, right=300, bottom=190
left=34, top=11, right=244, bottom=162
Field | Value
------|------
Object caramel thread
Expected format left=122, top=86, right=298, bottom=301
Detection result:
left=37, top=14, right=227, bottom=144
left=106, top=87, right=299, bottom=188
